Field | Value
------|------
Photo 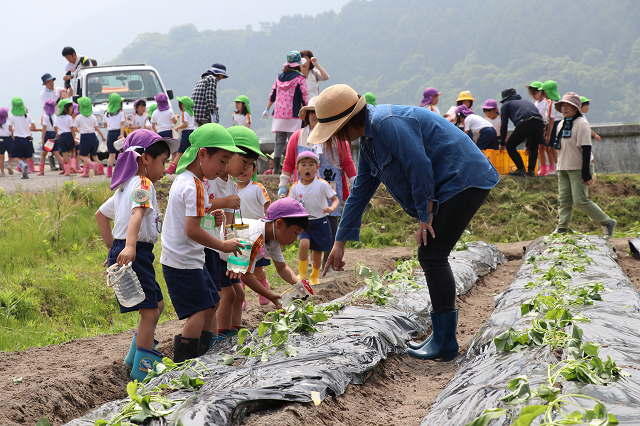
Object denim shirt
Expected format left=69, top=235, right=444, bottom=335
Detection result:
left=336, top=104, right=499, bottom=242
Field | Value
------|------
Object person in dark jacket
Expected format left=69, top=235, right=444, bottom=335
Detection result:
left=499, top=88, right=545, bottom=177
left=191, top=64, right=228, bottom=126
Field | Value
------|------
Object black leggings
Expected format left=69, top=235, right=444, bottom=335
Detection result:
left=417, top=187, right=491, bottom=313
left=505, top=119, right=544, bottom=173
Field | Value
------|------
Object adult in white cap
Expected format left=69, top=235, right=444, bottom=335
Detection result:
left=310, top=84, right=499, bottom=362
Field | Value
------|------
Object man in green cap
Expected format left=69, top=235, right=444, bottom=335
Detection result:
left=160, top=123, right=249, bottom=363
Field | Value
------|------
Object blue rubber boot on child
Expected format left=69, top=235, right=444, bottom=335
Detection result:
left=124, top=333, right=159, bottom=368
left=130, top=347, right=164, bottom=382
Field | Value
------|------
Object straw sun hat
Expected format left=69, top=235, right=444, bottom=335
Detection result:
left=307, top=84, right=367, bottom=144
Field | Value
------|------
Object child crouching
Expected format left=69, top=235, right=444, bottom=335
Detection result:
left=95, top=129, right=180, bottom=381
left=288, top=151, right=339, bottom=284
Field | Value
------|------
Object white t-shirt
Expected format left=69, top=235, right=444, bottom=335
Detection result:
left=41, top=114, right=57, bottom=133
left=0, top=123, right=12, bottom=137
left=288, top=177, right=336, bottom=219
left=210, top=176, right=239, bottom=214
left=464, top=114, right=492, bottom=133
left=129, top=113, right=149, bottom=130
left=305, top=68, right=329, bottom=98
left=40, top=87, right=65, bottom=114
left=237, top=181, right=270, bottom=220
left=8, top=113, right=35, bottom=138
left=243, top=219, right=286, bottom=273
left=74, top=114, right=98, bottom=134
left=105, top=111, right=125, bottom=131
left=232, top=113, right=251, bottom=128
left=160, top=170, right=210, bottom=269
left=99, top=176, right=159, bottom=244
left=422, top=105, right=441, bottom=115
left=56, top=115, right=74, bottom=133
left=485, top=116, right=501, bottom=136
left=180, top=111, right=195, bottom=130
left=151, top=108, right=175, bottom=132
left=549, top=101, right=563, bottom=122
left=535, top=99, right=550, bottom=122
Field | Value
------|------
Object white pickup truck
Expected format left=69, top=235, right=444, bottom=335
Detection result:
left=72, top=64, right=173, bottom=157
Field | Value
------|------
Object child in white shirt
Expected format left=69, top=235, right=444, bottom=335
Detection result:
left=454, top=105, right=498, bottom=150
left=0, top=108, right=11, bottom=176
left=288, top=151, right=338, bottom=285
left=231, top=95, right=251, bottom=129
left=166, top=96, right=196, bottom=174
left=481, top=99, right=503, bottom=140
left=160, top=123, right=249, bottom=363
left=7, top=97, right=37, bottom=179
left=74, top=97, right=105, bottom=177
left=104, top=93, right=126, bottom=177
left=128, top=99, right=149, bottom=131
left=95, top=129, right=179, bottom=381
left=38, top=99, right=65, bottom=176
left=236, top=160, right=271, bottom=306
left=150, top=92, right=176, bottom=139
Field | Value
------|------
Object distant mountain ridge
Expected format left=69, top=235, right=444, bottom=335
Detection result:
left=110, top=0, right=640, bottom=138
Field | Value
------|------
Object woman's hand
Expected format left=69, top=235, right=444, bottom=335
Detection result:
left=323, top=241, right=346, bottom=276
left=416, top=216, right=435, bottom=247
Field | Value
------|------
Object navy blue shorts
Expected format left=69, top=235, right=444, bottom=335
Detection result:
left=107, top=240, right=163, bottom=313
left=162, top=264, right=220, bottom=320
left=79, top=133, right=99, bottom=156
left=545, top=121, right=560, bottom=147
left=157, top=130, right=173, bottom=139
left=178, top=129, right=193, bottom=153
left=106, top=130, right=121, bottom=154
left=0, top=137, right=12, bottom=155
left=11, top=136, right=32, bottom=159
left=299, top=218, right=333, bottom=251
left=476, top=127, right=499, bottom=150
left=204, top=248, right=223, bottom=292
left=255, top=257, right=271, bottom=267
left=58, top=132, right=75, bottom=153
left=43, top=131, right=60, bottom=152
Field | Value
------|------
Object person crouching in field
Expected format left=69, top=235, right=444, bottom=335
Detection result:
left=95, top=129, right=180, bottom=381
left=553, top=92, right=616, bottom=238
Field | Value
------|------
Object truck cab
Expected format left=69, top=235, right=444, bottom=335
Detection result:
left=72, top=63, right=173, bottom=136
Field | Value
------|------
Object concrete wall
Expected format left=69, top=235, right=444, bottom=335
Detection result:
left=257, top=124, right=640, bottom=175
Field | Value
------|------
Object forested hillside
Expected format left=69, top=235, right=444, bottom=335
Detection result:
left=110, top=0, right=640, bottom=138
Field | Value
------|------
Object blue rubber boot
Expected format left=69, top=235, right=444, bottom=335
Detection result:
left=130, top=347, right=164, bottom=382
left=124, top=333, right=159, bottom=368
left=407, top=310, right=458, bottom=361
left=407, top=310, right=458, bottom=350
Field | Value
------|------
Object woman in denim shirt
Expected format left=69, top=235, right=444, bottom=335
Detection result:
left=309, top=85, right=499, bottom=362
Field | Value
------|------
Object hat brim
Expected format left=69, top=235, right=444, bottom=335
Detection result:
left=42, top=77, right=55, bottom=85
left=238, top=144, right=268, bottom=160
left=298, top=104, right=315, bottom=121
left=157, top=137, right=181, bottom=154
left=307, top=95, right=367, bottom=145
left=175, top=143, right=246, bottom=174
left=283, top=58, right=307, bottom=68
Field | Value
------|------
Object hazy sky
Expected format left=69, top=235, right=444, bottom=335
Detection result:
left=0, top=0, right=350, bottom=115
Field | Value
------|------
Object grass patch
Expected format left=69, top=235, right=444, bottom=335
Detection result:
left=1, top=173, right=638, bottom=352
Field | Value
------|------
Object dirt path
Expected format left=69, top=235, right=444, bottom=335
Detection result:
left=1, top=239, right=636, bottom=426
left=0, top=172, right=111, bottom=195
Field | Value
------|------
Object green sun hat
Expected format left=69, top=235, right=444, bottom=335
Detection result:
left=10, top=97, right=26, bottom=116
left=542, top=80, right=561, bottom=101
left=176, top=123, right=246, bottom=174
left=78, top=97, right=93, bottom=117
left=233, top=95, right=251, bottom=114
left=364, top=92, right=377, bottom=106
left=57, top=99, right=72, bottom=116
left=177, top=96, right=194, bottom=116
left=106, top=93, right=123, bottom=114
left=580, top=96, right=591, bottom=104
left=147, top=103, right=157, bottom=118
left=227, top=125, right=265, bottom=159
left=526, top=81, right=543, bottom=90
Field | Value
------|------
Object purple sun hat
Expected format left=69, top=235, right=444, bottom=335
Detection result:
left=72, top=103, right=79, bottom=116
left=420, top=87, right=442, bottom=107
left=110, top=129, right=180, bottom=190
left=44, top=99, right=56, bottom=115
left=263, top=198, right=315, bottom=222
left=455, top=105, right=475, bottom=116
left=155, top=92, right=170, bottom=111
left=0, top=107, right=8, bottom=126
left=481, top=99, right=498, bottom=110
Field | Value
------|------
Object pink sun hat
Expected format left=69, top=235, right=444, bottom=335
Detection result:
left=263, top=198, right=315, bottom=222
